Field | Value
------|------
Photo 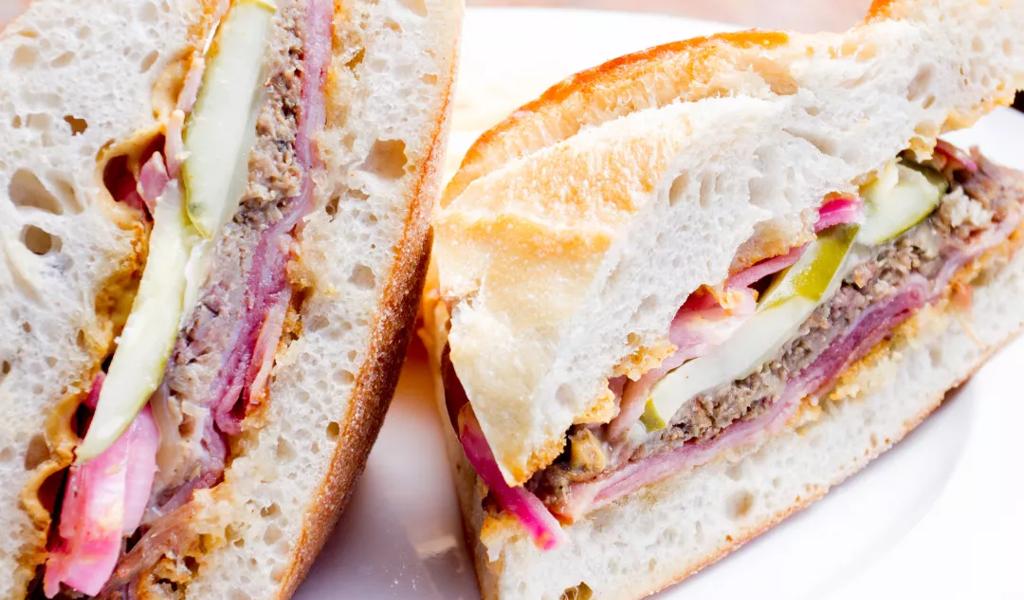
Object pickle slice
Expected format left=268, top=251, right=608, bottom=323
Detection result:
left=858, top=162, right=947, bottom=246
left=183, top=0, right=276, bottom=238
left=77, top=186, right=191, bottom=461
left=77, top=0, right=277, bottom=460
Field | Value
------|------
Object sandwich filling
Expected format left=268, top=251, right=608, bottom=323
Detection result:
left=444, top=142, right=1024, bottom=546
left=38, top=0, right=333, bottom=596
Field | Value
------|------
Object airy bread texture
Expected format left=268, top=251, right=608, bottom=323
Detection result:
left=433, top=0, right=1024, bottom=485
left=0, top=1, right=198, bottom=594
left=452, top=229, right=1024, bottom=600
left=0, top=0, right=461, bottom=597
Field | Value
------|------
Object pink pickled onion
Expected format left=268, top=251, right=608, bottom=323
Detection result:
left=459, top=410, right=566, bottom=550
left=815, top=195, right=863, bottom=233
left=935, top=139, right=978, bottom=173
left=44, top=376, right=160, bottom=598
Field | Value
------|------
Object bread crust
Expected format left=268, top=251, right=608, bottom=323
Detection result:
left=443, top=30, right=788, bottom=206
left=272, top=28, right=460, bottom=597
left=446, top=0, right=976, bottom=206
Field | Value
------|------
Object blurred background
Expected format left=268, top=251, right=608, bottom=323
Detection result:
left=468, top=0, right=871, bottom=30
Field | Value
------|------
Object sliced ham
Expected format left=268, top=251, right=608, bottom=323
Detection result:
left=726, top=244, right=806, bottom=290
left=208, top=0, right=331, bottom=434
left=935, top=139, right=979, bottom=173
left=137, top=152, right=169, bottom=215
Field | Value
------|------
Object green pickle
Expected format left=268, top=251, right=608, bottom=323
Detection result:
left=859, top=162, right=947, bottom=246
left=640, top=398, right=668, bottom=431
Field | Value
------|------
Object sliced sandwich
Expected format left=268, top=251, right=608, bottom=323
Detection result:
left=423, top=0, right=1024, bottom=598
left=0, top=0, right=460, bottom=597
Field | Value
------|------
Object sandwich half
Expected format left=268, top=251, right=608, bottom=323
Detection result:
left=0, top=0, right=461, bottom=597
left=422, top=1, right=1024, bottom=598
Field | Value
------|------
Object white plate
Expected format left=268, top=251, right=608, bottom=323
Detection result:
left=298, top=8, right=1024, bottom=599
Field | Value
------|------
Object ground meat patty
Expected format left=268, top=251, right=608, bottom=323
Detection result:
left=528, top=152, right=1024, bottom=504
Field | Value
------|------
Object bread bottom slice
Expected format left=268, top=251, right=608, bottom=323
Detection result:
left=444, top=235, right=1024, bottom=600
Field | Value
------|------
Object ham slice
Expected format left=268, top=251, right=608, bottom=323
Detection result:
left=935, top=139, right=979, bottom=173
left=137, top=152, right=169, bottom=215
left=726, top=244, right=806, bottom=290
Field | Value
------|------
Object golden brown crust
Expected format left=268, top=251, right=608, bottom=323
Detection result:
left=443, top=0, right=948, bottom=207
left=443, top=31, right=789, bottom=207
left=866, top=0, right=900, bottom=20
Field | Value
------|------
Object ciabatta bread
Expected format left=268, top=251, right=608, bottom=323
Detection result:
left=432, top=0, right=1024, bottom=485
left=0, top=0, right=462, bottom=597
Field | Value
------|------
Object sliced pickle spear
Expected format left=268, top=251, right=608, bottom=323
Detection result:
left=760, top=224, right=860, bottom=308
left=77, top=185, right=192, bottom=462
left=643, top=225, right=858, bottom=432
left=183, top=0, right=276, bottom=238
left=858, top=162, right=947, bottom=246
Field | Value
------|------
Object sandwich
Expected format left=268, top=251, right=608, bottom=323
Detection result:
left=422, top=0, right=1024, bottom=598
left=0, top=0, right=460, bottom=597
